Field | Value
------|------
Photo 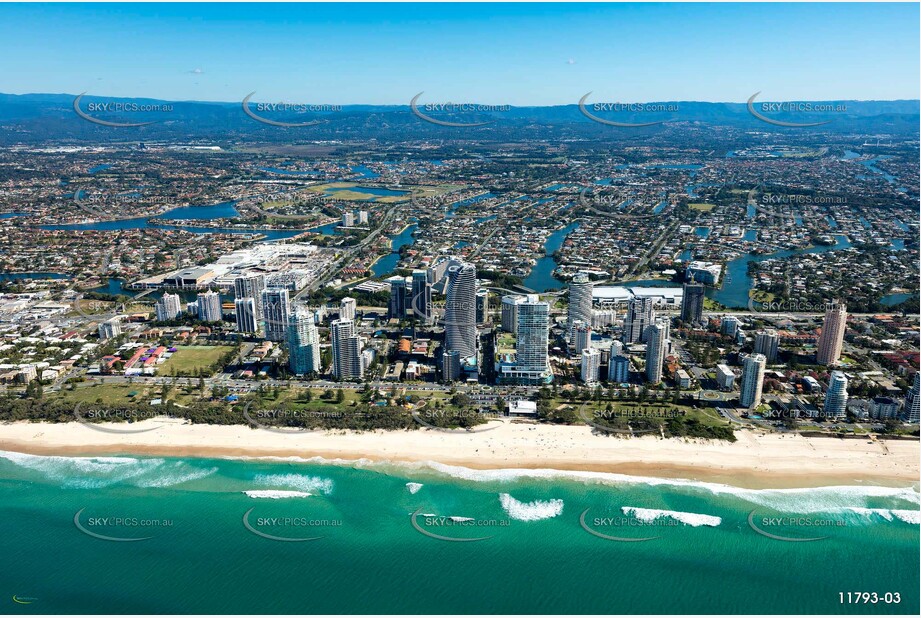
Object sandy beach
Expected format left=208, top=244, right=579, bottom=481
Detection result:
left=1, top=418, right=918, bottom=489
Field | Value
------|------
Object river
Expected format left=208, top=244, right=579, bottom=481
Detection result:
left=523, top=222, right=580, bottom=292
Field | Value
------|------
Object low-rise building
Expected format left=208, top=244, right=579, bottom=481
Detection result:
left=715, top=364, right=735, bottom=390
left=675, top=368, right=692, bottom=389
left=507, top=400, right=537, bottom=417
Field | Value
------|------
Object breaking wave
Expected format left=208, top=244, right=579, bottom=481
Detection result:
left=499, top=493, right=563, bottom=521
left=622, top=506, right=721, bottom=527
left=0, top=451, right=216, bottom=489
left=406, top=482, right=424, bottom=494
left=244, top=490, right=312, bottom=499
left=250, top=473, right=333, bottom=495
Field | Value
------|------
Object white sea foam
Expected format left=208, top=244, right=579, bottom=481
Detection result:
left=848, top=507, right=894, bottom=521
left=235, top=455, right=376, bottom=467
left=378, top=460, right=921, bottom=514
left=724, top=485, right=921, bottom=514
left=892, top=510, right=921, bottom=525
left=406, top=482, right=424, bottom=494
left=134, top=462, right=219, bottom=488
left=0, top=451, right=219, bottom=489
left=847, top=508, right=920, bottom=525
left=1, top=450, right=142, bottom=471
left=413, top=513, right=473, bottom=522
left=498, top=493, right=563, bottom=521
left=250, top=473, right=333, bottom=495
left=244, top=490, right=312, bottom=499
left=622, top=506, right=721, bottom=527
left=222, top=454, right=921, bottom=514
left=0, top=450, right=165, bottom=488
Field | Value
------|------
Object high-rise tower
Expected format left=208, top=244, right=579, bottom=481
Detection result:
left=740, top=353, right=767, bottom=408
left=680, top=283, right=705, bottom=324
left=331, top=318, right=363, bottom=380
left=754, top=329, right=780, bottom=363
left=645, top=319, right=668, bottom=384
left=444, top=263, right=477, bottom=359
left=261, top=288, right=291, bottom=342
left=824, top=371, right=849, bottom=419
left=288, top=307, right=322, bottom=375
left=568, top=273, right=594, bottom=339
left=816, top=302, right=847, bottom=365
left=624, top=296, right=655, bottom=344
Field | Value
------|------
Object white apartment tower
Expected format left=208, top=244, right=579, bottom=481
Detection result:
left=234, top=297, right=258, bottom=333
left=823, top=371, right=849, bottom=419
left=339, top=297, right=357, bottom=321
left=581, top=347, right=601, bottom=383
left=568, top=273, right=594, bottom=339
left=288, top=308, right=322, bottom=375
left=155, top=293, right=182, bottom=321
left=739, top=353, right=767, bottom=408
left=97, top=318, right=122, bottom=340
left=331, top=318, right=363, bottom=380
left=234, top=274, right=266, bottom=315
left=645, top=320, right=668, bottom=384
left=197, top=290, right=222, bottom=322
left=262, top=288, right=291, bottom=342
left=444, top=263, right=477, bottom=359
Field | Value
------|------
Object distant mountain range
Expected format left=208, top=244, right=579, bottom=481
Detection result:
left=1, top=92, right=918, bottom=143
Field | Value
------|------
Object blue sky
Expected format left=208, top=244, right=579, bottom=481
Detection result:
left=1, top=2, right=918, bottom=105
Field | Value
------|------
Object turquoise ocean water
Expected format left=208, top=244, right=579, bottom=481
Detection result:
left=1, top=451, right=918, bottom=614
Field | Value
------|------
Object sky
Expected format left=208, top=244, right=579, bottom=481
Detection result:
left=0, top=2, right=918, bottom=105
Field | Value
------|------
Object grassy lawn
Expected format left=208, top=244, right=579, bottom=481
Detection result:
left=260, top=199, right=295, bottom=209
left=259, top=388, right=360, bottom=404
left=248, top=387, right=457, bottom=413
left=750, top=290, right=776, bottom=303
left=70, top=298, right=115, bottom=316
left=56, top=383, right=151, bottom=406
left=496, top=333, right=516, bottom=353
left=54, top=380, right=215, bottom=408
left=305, top=183, right=458, bottom=204
left=158, top=346, right=235, bottom=376
left=323, top=189, right=382, bottom=201
left=305, top=182, right=410, bottom=203
left=309, top=182, right=355, bottom=191
left=56, top=384, right=458, bottom=412
left=68, top=297, right=154, bottom=318
left=553, top=399, right=726, bottom=427
left=688, top=203, right=716, bottom=212
left=376, top=195, right=412, bottom=204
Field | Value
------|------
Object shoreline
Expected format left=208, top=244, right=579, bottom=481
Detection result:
left=2, top=419, right=918, bottom=490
